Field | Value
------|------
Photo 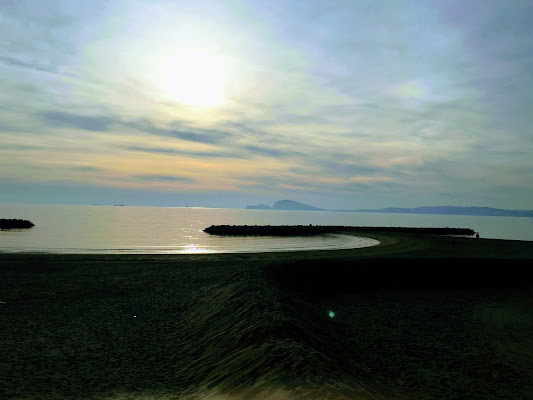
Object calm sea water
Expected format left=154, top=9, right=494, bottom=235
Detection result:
left=0, top=204, right=531, bottom=253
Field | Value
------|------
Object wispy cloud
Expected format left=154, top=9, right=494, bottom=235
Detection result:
left=133, top=174, right=195, bottom=183
left=0, top=55, right=60, bottom=75
left=39, top=111, right=113, bottom=132
left=125, top=146, right=242, bottom=159
left=124, top=119, right=227, bottom=145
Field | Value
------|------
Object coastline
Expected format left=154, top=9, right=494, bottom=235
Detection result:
left=1, top=232, right=532, bottom=399
left=2, top=231, right=533, bottom=260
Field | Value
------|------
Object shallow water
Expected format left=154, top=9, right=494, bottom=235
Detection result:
left=0, top=204, right=378, bottom=253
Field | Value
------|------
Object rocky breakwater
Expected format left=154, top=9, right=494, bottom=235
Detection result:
left=204, top=225, right=475, bottom=236
left=0, top=219, right=35, bottom=229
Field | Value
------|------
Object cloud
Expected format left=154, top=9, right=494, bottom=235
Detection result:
left=391, top=81, right=428, bottom=100
left=35, top=110, right=229, bottom=145
left=319, top=161, right=383, bottom=177
left=125, top=146, right=178, bottom=155
left=72, top=166, right=102, bottom=172
left=39, top=111, right=113, bottom=132
left=133, top=174, right=195, bottom=183
left=0, top=55, right=60, bottom=75
left=0, top=143, right=42, bottom=151
left=125, top=146, right=242, bottom=159
left=243, top=145, right=297, bottom=158
left=125, top=120, right=227, bottom=145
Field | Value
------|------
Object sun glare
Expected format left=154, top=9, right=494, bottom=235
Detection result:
left=181, top=244, right=212, bottom=254
left=154, top=50, right=232, bottom=107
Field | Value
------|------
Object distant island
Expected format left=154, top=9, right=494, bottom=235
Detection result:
left=246, top=200, right=533, bottom=217
left=0, top=219, right=35, bottom=229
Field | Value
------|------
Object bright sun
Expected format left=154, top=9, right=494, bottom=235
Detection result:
left=155, top=50, right=232, bottom=107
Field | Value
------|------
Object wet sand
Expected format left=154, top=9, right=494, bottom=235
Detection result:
left=1, top=233, right=532, bottom=399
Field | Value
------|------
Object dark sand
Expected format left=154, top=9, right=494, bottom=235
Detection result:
left=1, top=233, right=532, bottom=399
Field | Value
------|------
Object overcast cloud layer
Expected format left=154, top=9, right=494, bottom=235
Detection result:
left=1, top=0, right=532, bottom=209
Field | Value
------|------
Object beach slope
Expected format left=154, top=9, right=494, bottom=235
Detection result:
left=1, top=233, right=532, bottom=399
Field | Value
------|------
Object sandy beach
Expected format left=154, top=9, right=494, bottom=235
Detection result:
left=1, top=232, right=532, bottom=399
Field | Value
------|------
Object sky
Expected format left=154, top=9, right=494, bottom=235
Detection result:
left=1, top=0, right=532, bottom=209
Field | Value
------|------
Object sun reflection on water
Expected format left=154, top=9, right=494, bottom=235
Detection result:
left=180, top=244, right=213, bottom=254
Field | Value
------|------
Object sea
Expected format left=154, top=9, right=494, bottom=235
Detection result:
left=1, top=204, right=532, bottom=253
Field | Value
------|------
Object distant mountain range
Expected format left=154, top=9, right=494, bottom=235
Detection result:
left=348, top=206, right=533, bottom=217
left=246, top=200, right=533, bottom=217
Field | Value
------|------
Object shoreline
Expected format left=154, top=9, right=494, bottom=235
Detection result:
left=1, top=231, right=533, bottom=261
